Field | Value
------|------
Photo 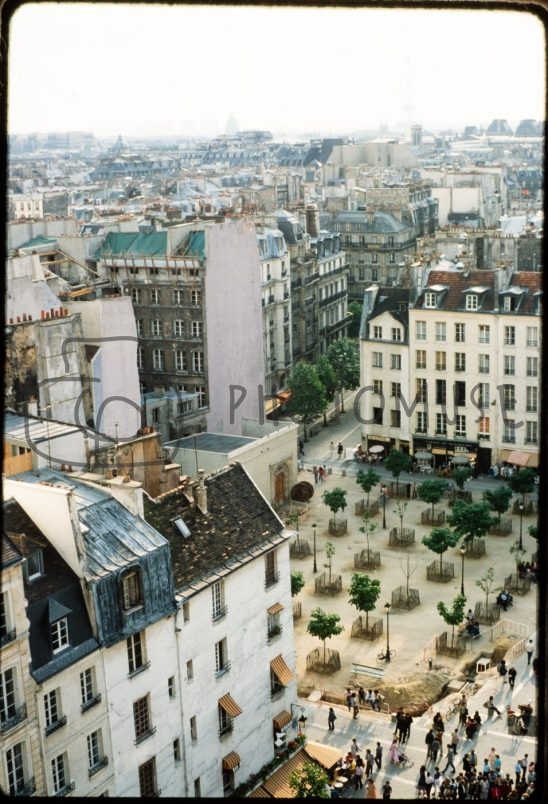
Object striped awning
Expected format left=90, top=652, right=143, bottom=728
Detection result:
left=267, top=602, right=284, bottom=615
left=304, top=740, right=346, bottom=770
left=502, top=449, right=532, bottom=467
left=270, top=655, right=294, bottom=686
left=273, top=709, right=292, bottom=731
left=222, top=751, right=241, bottom=771
left=218, top=694, right=242, bottom=718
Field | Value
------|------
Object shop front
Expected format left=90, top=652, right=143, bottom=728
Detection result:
left=412, top=436, right=480, bottom=472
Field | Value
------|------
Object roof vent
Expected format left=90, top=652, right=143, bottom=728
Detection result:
left=173, top=517, right=191, bottom=539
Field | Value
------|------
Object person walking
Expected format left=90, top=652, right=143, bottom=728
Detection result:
left=424, top=770, right=434, bottom=799
left=328, top=707, right=337, bottom=731
left=514, top=759, right=523, bottom=786
left=365, top=749, right=374, bottom=778
left=488, top=747, right=497, bottom=770
left=469, top=749, right=478, bottom=773
left=350, top=691, right=358, bottom=719
left=402, top=712, right=413, bottom=743
left=381, top=779, right=392, bottom=800
left=425, top=727, right=434, bottom=760
left=388, top=737, right=401, bottom=764
left=442, top=743, right=456, bottom=775
left=450, top=729, right=460, bottom=754
left=350, top=737, right=361, bottom=758
left=497, top=658, right=508, bottom=686
left=485, top=696, right=501, bottom=717
left=298, top=440, right=305, bottom=457
left=374, top=741, right=383, bottom=770
left=525, top=638, right=534, bottom=665
left=329, top=440, right=335, bottom=458
left=416, top=765, right=427, bottom=798
left=508, top=665, right=517, bottom=688
left=313, top=465, right=319, bottom=484
left=345, top=688, right=353, bottom=712
left=364, top=778, right=377, bottom=799
left=354, top=757, right=365, bottom=790
left=430, top=735, right=441, bottom=764
left=337, top=442, right=343, bottom=459
left=318, top=465, right=326, bottom=483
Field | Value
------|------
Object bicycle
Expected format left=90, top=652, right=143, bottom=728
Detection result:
left=376, top=649, right=396, bottom=665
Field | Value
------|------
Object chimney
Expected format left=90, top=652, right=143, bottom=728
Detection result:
left=195, top=469, right=208, bottom=514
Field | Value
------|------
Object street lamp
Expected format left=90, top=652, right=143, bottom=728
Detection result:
left=518, top=500, right=524, bottom=550
left=381, top=485, right=387, bottom=529
left=460, top=544, right=466, bottom=597
left=312, top=522, right=318, bottom=573
left=384, top=602, right=391, bottom=662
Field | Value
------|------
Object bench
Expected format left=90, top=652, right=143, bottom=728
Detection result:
left=351, top=663, right=384, bottom=679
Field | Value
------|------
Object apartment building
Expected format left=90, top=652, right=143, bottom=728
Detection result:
left=360, top=269, right=541, bottom=472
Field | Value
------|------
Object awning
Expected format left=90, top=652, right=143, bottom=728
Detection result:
left=270, top=655, right=294, bottom=686
left=222, top=751, right=241, bottom=771
left=267, top=602, right=285, bottom=615
left=277, top=390, right=292, bottom=403
left=527, top=453, right=539, bottom=468
left=218, top=694, right=242, bottom=718
left=503, top=450, right=531, bottom=467
left=265, top=398, right=282, bottom=415
left=273, top=709, right=292, bottom=730
left=432, top=448, right=451, bottom=455
left=303, top=740, right=346, bottom=770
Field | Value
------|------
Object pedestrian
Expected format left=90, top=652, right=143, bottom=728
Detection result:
left=458, top=697, right=468, bottom=727
left=520, top=754, right=528, bottom=783
left=395, top=708, right=406, bottom=740
left=433, top=711, right=444, bottom=733
left=313, top=465, right=319, bottom=484
left=318, top=465, right=325, bottom=483
left=462, top=753, right=471, bottom=775
left=494, top=754, right=502, bottom=775
left=388, top=737, right=400, bottom=764
left=358, top=685, right=366, bottom=705
left=345, top=688, right=352, bottom=712
left=375, top=741, right=383, bottom=770
left=350, top=737, right=361, bottom=757
left=425, top=727, right=434, bottom=759
left=525, top=638, right=534, bottom=665
left=350, top=691, right=358, bottom=718
left=521, top=702, right=533, bottom=733
left=488, top=747, right=496, bottom=770
left=473, top=710, right=482, bottom=728
left=469, top=750, right=477, bottom=772
left=354, top=757, right=365, bottom=790
left=432, top=768, right=442, bottom=798
left=365, top=748, right=374, bottom=777
left=514, top=759, right=522, bottom=786
left=364, top=778, right=377, bottom=799
left=484, top=696, right=501, bottom=717
left=373, top=689, right=384, bottom=711
left=424, top=769, right=434, bottom=799
left=402, top=712, right=413, bottom=742
left=443, top=743, right=456, bottom=774
left=328, top=706, right=336, bottom=731
left=497, top=658, right=508, bottom=685
left=508, top=665, right=517, bottom=688
left=450, top=729, right=460, bottom=754
left=381, top=779, right=392, bottom=800
left=298, top=439, right=305, bottom=457
left=430, top=735, right=441, bottom=764
left=416, top=765, right=427, bottom=797
left=337, top=442, right=343, bottom=459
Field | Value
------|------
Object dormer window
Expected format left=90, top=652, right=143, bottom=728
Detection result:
left=51, top=618, right=69, bottom=654
left=466, top=294, right=478, bottom=310
left=25, top=549, right=44, bottom=581
left=503, top=295, right=515, bottom=312
left=121, top=569, right=143, bottom=611
left=424, top=292, right=436, bottom=308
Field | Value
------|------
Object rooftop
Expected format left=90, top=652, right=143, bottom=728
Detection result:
left=165, top=431, right=256, bottom=454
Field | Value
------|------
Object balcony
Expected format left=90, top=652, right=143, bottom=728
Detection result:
left=212, top=605, right=228, bottom=623
left=45, top=715, right=67, bottom=736
left=128, top=660, right=151, bottom=679
left=267, top=624, right=283, bottom=643
left=81, top=694, right=102, bottom=713
left=215, top=661, right=231, bottom=679
left=134, top=726, right=156, bottom=746
left=88, top=756, right=109, bottom=778
left=270, top=684, right=284, bottom=700
left=53, top=781, right=75, bottom=797
left=1, top=703, right=27, bottom=733
left=1, top=628, right=16, bottom=646
left=13, top=778, right=36, bottom=797
left=218, top=720, right=234, bottom=738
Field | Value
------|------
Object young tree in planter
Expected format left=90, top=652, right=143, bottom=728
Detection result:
left=384, top=448, right=412, bottom=495
left=325, top=336, right=360, bottom=413
left=452, top=466, right=472, bottom=491
left=437, top=593, right=467, bottom=648
left=307, top=608, right=344, bottom=669
left=447, top=501, right=494, bottom=544
left=356, top=467, right=381, bottom=509
left=359, top=510, right=378, bottom=562
left=348, top=573, right=381, bottom=631
left=507, top=467, right=536, bottom=502
left=291, top=570, right=305, bottom=598
left=509, top=540, right=527, bottom=569
left=422, top=527, right=460, bottom=577
left=315, top=354, right=338, bottom=426
left=324, top=542, right=336, bottom=586
left=400, top=552, right=419, bottom=601
left=286, top=360, right=327, bottom=441
left=475, top=566, right=496, bottom=612
left=394, top=499, right=408, bottom=538
left=417, top=479, right=448, bottom=523
left=482, top=485, right=513, bottom=534
left=322, top=487, right=347, bottom=527
left=288, top=761, right=330, bottom=798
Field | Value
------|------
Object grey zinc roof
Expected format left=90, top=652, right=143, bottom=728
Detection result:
left=166, top=432, right=256, bottom=453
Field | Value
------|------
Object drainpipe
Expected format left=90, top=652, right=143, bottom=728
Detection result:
left=173, top=601, right=189, bottom=796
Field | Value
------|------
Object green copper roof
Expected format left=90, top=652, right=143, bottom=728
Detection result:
left=20, top=234, right=58, bottom=248
left=184, top=230, right=205, bottom=259
left=98, top=231, right=168, bottom=257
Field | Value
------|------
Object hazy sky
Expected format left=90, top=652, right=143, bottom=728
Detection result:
left=7, top=2, right=546, bottom=138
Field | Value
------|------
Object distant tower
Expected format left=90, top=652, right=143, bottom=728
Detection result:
left=411, top=124, right=423, bottom=147
left=225, top=114, right=238, bottom=135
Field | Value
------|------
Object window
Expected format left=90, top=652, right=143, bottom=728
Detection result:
left=136, top=319, right=143, bottom=336
left=455, top=353, right=466, bottom=372
left=190, top=716, right=197, bottom=742
left=526, top=386, right=538, bottom=413
left=191, top=321, right=203, bottom=338
left=127, top=632, right=147, bottom=675
left=175, top=350, right=187, bottom=372
left=372, top=352, right=383, bottom=368
left=503, top=421, right=515, bottom=443
left=194, top=384, right=205, bottom=407
left=150, top=289, right=159, bottom=304
left=44, top=689, right=63, bottom=732
left=133, top=695, right=153, bottom=743
left=478, top=325, right=490, bottom=344
left=173, top=320, right=184, bottom=337
left=152, top=348, right=165, bottom=371
left=80, top=668, right=100, bottom=712
left=455, top=415, right=466, bottom=437
left=373, top=325, right=382, bottom=339
left=51, top=618, right=69, bottom=653
left=218, top=704, right=233, bottom=737
left=504, top=326, right=515, bottom=346
left=526, top=357, right=538, bottom=377
left=435, top=351, right=446, bottom=371
left=1, top=667, right=17, bottom=725
left=455, top=323, right=465, bottom=342
left=215, top=639, right=229, bottom=676
left=416, top=411, right=428, bottom=433
left=372, top=407, right=383, bottom=425
left=503, top=355, right=515, bottom=376
left=391, top=382, right=401, bottom=399
left=526, top=421, right=538, bottom=444
left=267, top=605, right=283, bottom=641
left=435, top=322, right=446, bottom=341
left=526, top=326, right=538, bottom=347
left=174, top=738, right=181, bottom=760
left=51, top=754, right=69, bottom=795
left=168, top=677, right=175, bottom=698
left=478, top=417, right=490, bottom=437
left=435, top=380, right=447, bottom=405
left=466, top=294, right=478, bottom=311
left=182, top=602, right=190, bottom=622
left=390, top=410, right=401, bottom=428
left=87, top=730, right=105, bottom=774
left=436, top=413, right=447, bottom=436
left=137, top=346, right=144, bottom=370
left=6, top=742, right=27, bottom=795
left=152, top=409, right=160, bottom=424
left=122, top=570, right=142, bottom=610
left=131, top=288, right=142, bottom=304
left=191, top=289, right=202, bottom=306
left=390, top=354, right=401, bottom=370
left=454, top=381, right=466, bottom=407
left=138, top=757, right=158, bottom=797
left=371, top=252, right=378, bottom=264
left=424, top=291, right=436, bottom=308
left=391, top=328, right=402, bottom=342
left=212, top=580, right=226, bottom=621
left=415, top=321, right=426, bottom=340
left=173, top=289, right=183, bottom=305
left=25, top=549, right=43, bottom=580
left=373, top=379, right=383, bottom=395
left=502, top=385, right=516, bottom=412
left=0, top=592, right=14, bottom=645
left=477, top=383, right=490, bottom=408
left=265, top=550, right=279, bottom=588
left=192, top=351, right=204, bottom=372
left=151, top=319, right=162, bottom=337
left=503, top=295, right=515, bottom=312
left=186, top=660, right=193, bottom=681
left=415, top=350, right=426, bottom=370
left=415, top=378, right=427, bottom=402
left=478, top=354, right=490, bottom=374
left=194, top=779, right=201, bottom=797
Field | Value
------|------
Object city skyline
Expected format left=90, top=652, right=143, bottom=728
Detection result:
left=7, top=2, right=545, bottom=139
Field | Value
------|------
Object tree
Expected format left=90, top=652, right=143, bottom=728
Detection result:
left=400, top=552, right=419, bottom=600
left=291, top=570, right=305, bottom=598
left=509, top=540, right=527, bottom=568
left=286, top=361, right=327, bottom=440
left=422, top=527, right=460, bottom=576
left=453, top=466, right=472, bottom=490
left=359, top=510, right=378, bottom=562
left=315, top=354, right=338, bottom=426
left=447, top=501, right=494, bottom=543
left=307, top=608, right=344, bottom=668
left=417, top=479, right=448, bottom=522
left=348, top=573, right=381, bottom=630
left=482, top=485, right=512, bottom=534
left=507, top=467, right=536, bottom=500
left=288, top=761, right=330, bottom=798
left=324, top=542, right=335, bottom=586
left=394, top=499, right=408, bottom=537
left=384, top=448, right=412, bottom=495
left=475, top=566, right=496, bottom=611
left=437, top=594, right=467, bottom=648
left=347, top=301, right=363, bottom=339
left=326, top=337, right=360, bottom=413
left=322, top=487, right=347, bottom=526
left=356, top=467, right=381, bottom=508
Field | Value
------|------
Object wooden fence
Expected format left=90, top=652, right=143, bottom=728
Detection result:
left=306, top=647, right=341, bottom=674
left=354, top=549, right=381, bottom=570
left=350, top=615, right=383, bottom=640
left=391, top=585, right=421, bottom=610
left=315, top=572, right=343, bottom=596
left=488, top=519, right=512, bottom=536
left=426, top=560, right=455, bottom=582
left=388, top=527, right=415, bottom=547
left=436, top=631, right=467, bottom=657
left=421, top=510, right=446, bottom=526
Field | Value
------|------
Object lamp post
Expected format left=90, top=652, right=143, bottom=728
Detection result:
left=312, top=522, right=318, bottom=573
left=384, top=602, right=391, bottom=662
left=460, top=544, right=466, bottom=597
left=381, top=485, right=387, bottom=529
left=518, top=500, right=524, bottom=550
